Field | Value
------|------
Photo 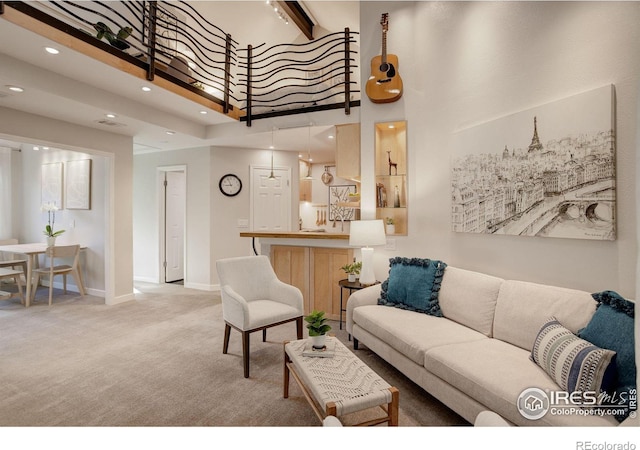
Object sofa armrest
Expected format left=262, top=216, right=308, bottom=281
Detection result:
left=346, top=284, right=382, bottom=335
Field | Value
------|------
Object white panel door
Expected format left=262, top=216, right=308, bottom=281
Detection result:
left=251, top=167, right=291, bottom=231
left=165, top=170, right=185, bottom=282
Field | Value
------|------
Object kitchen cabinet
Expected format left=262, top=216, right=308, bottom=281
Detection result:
left=335, top=123, right=360, bottom=180
left=271, top=245, right=353, bottom=320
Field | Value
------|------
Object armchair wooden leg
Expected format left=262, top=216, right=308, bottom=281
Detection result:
left=223, top=323, right=231, bottom=354
left=262, top=329, right=267, bottom=342
left=242, top=330, right=250, bottom=378
left=296, top=316, right=303, bottom=340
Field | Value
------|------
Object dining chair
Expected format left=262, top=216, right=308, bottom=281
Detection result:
left=31, top=244, right=85, bottom=306
left=0, top=238, right=28, bottom=277
left=0, top=267, right=25, bottom=304
left=216, top=255, right=304, bottom=378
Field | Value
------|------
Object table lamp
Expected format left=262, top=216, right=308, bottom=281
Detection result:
left=349, top=219, right=386, bottom=285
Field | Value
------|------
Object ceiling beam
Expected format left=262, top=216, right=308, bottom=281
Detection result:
left=277, top=1, right=314, bottom=40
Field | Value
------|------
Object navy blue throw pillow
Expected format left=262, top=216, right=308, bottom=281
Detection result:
left=578, top=290, right=636, bottom=422
left=378, top=257, right=447, bottom=316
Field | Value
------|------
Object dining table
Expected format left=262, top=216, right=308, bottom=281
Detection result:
left=0, top=242, right=86, bottom=307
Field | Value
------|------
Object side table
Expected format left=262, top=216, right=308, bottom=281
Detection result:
left=338, top=279, right=380, bottom=331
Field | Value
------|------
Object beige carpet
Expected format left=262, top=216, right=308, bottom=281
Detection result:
left=0, top=281, right=468, bottom=427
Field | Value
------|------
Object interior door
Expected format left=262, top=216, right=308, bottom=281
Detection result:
left=165, top=170, right=185, bottom=282
left=251, top=167, right=291, bottom=231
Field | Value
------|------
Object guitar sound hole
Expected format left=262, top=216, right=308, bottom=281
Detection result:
left=379, top=63, right=396, bottom=78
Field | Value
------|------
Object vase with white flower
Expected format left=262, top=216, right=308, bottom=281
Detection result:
left=42, top=202, right=65, bottom=246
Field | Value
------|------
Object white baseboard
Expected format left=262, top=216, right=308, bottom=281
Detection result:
left=184, top=282, right=220, bottom=292
left=106, top=293, right=135, bottom=305
left=134, top=275, right=159, bottom=283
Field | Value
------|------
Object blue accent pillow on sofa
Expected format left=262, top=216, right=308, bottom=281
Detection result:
left=578, top=290, right=636, bottom=422
left=378, top=257, right=447, bottom=316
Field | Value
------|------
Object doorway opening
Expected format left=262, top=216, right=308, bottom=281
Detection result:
left=158, top=166, right=186, bottom=284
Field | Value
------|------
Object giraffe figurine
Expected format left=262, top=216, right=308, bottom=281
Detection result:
left=387, top=151, right=398, bottom=175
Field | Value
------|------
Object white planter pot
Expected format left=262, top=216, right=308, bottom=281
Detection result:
left=310, top=334, right=327, bottom=350
left=386, top=224, right=395, bottom=235
left=46, top=236, right=56, bottom=247
left=347, top=273, right=356, bottom=282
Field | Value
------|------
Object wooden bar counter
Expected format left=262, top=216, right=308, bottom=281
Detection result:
left=240, top=231, right=354, bottom=321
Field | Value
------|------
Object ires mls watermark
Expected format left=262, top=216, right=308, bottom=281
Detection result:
left=517, top=387, right=637, bottom=420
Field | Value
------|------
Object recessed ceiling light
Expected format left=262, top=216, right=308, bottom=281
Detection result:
left=199, top=110, right=207, bottom=115
left=33, top=146, right=40, bottom=151
left=141, top=86, right=152, bottom=92
left=43, top=147, right=49, bottom=150
left=165, top=130, right=175, bottom=135
left=328, top=135, right=334, bottom=139
left=7, top=85, right=24, bottom=93
left=388, top=124, right=395, bottom=129
left=106, top=113, right=117, bottom=119
left=44, top=46, right=60, bottom=55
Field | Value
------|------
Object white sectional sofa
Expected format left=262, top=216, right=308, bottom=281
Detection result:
left=346, top=265, right=636, bottom=426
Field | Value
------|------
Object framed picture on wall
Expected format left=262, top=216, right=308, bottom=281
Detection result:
left=328, top=184, right=357, bottom=221
left=65, top=159, right=92, bottom=210
left=41, top=162, right=63, bottom=209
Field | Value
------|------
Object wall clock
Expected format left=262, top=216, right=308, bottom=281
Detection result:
left=219, top=173, right=242, bottom=197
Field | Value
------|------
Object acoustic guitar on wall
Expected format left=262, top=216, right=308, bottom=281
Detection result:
left=366, top=13, right=403, bottom=104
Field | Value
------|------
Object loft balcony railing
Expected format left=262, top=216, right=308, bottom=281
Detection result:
left=0, top=1, right=360, bottom=126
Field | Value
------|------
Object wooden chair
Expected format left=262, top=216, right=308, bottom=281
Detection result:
left=0, top=267, right=25, bottom=304
left=0, top=238, right=27, bottom=278
left=216, top=255, right=304, bottom=378
left=31, top=245, right=85, bottom=306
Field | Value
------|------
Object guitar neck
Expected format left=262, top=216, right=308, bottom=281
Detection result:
left=381, top=30, right=387, bottom=64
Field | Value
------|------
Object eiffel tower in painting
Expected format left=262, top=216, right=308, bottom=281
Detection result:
left=527, top=116, right=544, bottom=154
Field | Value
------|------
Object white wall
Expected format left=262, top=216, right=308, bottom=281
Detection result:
left=133, top=147, right=211, bottom=287
left=133, top=145, right=300, bottom=289
left=17, top=145, right=107, bottom=293
left=360, top=1, right=638, bottom=298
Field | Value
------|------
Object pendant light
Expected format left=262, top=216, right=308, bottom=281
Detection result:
left=268, top=126, right=277, bottom=180
left=304, top=124, right=313, bottom=180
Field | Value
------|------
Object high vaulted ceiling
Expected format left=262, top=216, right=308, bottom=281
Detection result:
left=0, top=1, right=360, bottom=162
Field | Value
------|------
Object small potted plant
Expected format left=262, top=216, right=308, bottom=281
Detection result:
left=94, top=22, right=133, bottom=50
left=385, top=217, right=395, bottom=235
left=304, top=310, right=332, bottom=349
left=341, top=261, right=361, bottom=282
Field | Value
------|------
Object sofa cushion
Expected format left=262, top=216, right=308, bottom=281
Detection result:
left=578, top=291, right=635, bottom=421
left=352, top=305, right=487, bottom=365
left=438, top=267, right=504, bottom=337
left=493, top=280, right=597, bottom=351
left=378, top=257, right=446, bottom=316
left=424, top=339, right=618, bottom=426
left=531, top=317, right=616, bottom=394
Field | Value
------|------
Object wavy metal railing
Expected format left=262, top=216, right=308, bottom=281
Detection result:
left=1, top=1, right=359, bottom=123
left=239, top=29, right=360, bottom=125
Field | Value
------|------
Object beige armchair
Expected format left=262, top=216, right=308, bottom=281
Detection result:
left=216, top=255, right=303, bottom=378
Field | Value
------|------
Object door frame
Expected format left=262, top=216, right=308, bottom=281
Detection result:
left=157, top=165, right=187, bottom=284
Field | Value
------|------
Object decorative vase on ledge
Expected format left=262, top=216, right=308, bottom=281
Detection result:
left=46, top=236, right=56, bottom=247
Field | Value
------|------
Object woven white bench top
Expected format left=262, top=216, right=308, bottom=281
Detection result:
left=285, top=337, right=393, bottom=416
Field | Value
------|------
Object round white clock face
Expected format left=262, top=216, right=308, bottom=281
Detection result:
left=219, top=174, right=242, bottom=197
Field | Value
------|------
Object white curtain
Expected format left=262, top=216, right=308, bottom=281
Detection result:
left=0, top=147, right=12, bottom=239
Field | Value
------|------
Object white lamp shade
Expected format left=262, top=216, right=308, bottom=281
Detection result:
left=349, top=220, right=386, bottom=247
